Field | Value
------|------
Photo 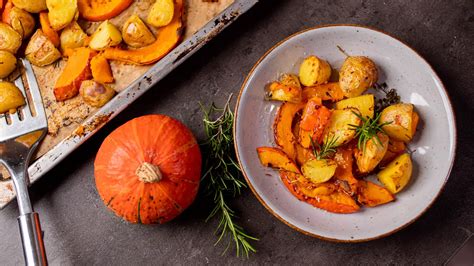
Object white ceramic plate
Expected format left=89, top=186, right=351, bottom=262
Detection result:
left=234, top=25, right=456, bottom=242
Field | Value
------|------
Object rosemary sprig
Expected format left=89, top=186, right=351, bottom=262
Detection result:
left=310, top=135, right=338, bottom=160
left=349, top=111, right=391, bottom=154
left=200, top=94, right=258, bottom=258
left=372, top=83, right=401, bottom=113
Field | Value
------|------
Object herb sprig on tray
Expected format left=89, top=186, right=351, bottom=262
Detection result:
left=200, top=94, right=258, bottom=258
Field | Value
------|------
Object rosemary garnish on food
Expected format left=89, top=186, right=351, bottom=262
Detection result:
left=200, top=94, right=258, bottom=258
left=372, top=82, right=401, bottom=113
left=349, top=112, right=391, bottom=154
left=310, top=135, right=339, bottom=160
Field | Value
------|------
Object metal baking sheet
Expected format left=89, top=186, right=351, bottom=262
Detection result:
left=0, top=0, right=258, bottom=209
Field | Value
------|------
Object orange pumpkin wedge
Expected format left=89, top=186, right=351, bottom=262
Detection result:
left=95, top=115, right=202, bottom=224
left=302, top=82, right=344, bottom=102
left=39, top=12, right=60, bottom=47
left=257, top=147, right=300, bottom=174
left=91, top=54, right=114, bottom=83
left=1, top=0, right=12, bottom=23
left=357, top=180, right=394, bottom=207
left=54, top=47, right=96, bottom=101
left=78, top=0, right=133, bottom=22
left=273, top=102, right=305, bottom=160
left=102, top=0, right=184, bottom=65
left=334, top=147, right=359, bottom=194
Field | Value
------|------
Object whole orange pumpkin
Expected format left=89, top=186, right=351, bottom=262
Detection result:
left=94, top=114, right=201, bottom=224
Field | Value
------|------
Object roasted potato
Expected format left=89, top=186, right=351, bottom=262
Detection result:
left=89, top=21, right=122, bottom=51
left=122, top=15, right=156, bottom=48
left=0, top=51, right=17, bottom=78
left=354, top=132, right=389, bottom=174
left=60, top=22, right=88, bottom=52
left=147, top=0, right=174, bottom=28
left=0, top=22, right=22, bottom=54
left=257, top=147, right=300, bottom=174
left=12, top=0, right=47, bottom=13
left=379, top=103, right=419, bottom=142
left=280, top=73, right=301, bottom=88
left=336, top=94, right=375, bottom=119
left=265, top=81, right=302, bottom=103
left=339, top=56, right=378, bottom=98
left=79, top=80, right=116, bottom=107
left=298, top=178, right=337, bottom=197
left=377, top=153, right=412, bottom=194
left=322, top=109, right=361, bottom=147
left=299, top=55, right=331, bottom=87
left=301, top=159, right=337, bottom=184
left=0, top=81, right=25, bottom=114
left=25, top=29, right=61, bottom=66
left=380, top=139, right=406, bottom=166
left=5, top=7, right=35, bottom=38
left=46, top=0, right=78, bottom=31
left=302, top=82, right=344, bottom=102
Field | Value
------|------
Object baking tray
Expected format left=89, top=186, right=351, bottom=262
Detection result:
left=0, top=0, right=259, bottom=209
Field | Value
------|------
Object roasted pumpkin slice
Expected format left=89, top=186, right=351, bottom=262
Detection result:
left=333, top=147, right=358, bottom=194
left=273, top=102, right=305, bottom=160
left=265, top=81, right=302, bottom=103
left=257, top=147, right=300, bottom=174
left=91, top=54, right=114, bottom=83
left=357, top=180, right=394, bottom=207
left=78, top=0, right=133, bottom=21
left=302, top=82, right=344, bottom=102
left=103, top=0, right=184, bottom=65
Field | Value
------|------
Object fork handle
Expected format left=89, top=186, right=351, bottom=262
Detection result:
left=18, top=213, right=47, bottom=266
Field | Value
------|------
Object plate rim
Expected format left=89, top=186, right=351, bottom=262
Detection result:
left=233, top=23, right=457, bottom=242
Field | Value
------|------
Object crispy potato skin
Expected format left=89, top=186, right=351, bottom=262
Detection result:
left=256, top=147, right=300, bottom=174
left=46, top=0, right=78, bottom=31
left=5, top=7, right=35, bottom=38
left=122, top=15, right=156, bottom=48
left=60, top=22, right=88, bottom=52
left=354, top=132, right=389, bottom=174
left=339, top=56, right=378, bottom=98
left=0, top=50, right=16, bottom=78
left=380, top=103, right=419, bottom=142
left=0, top=22, right=22, bottom=54
left=12, top=0, right=47, bottom=13
left=79, top=80, right=116, bottom=107
left=378, top=153, right=412, bottom=194
left=0, top=81, right=25, bottom=113
left=25, top=29, right=61, bottom=66
left=89, top=21, right=122, bottom=51
left=147, top=0, right=174, bottom=27
left=299, top=55, right=331, bottom=87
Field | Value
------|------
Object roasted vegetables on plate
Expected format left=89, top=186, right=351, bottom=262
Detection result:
left=257, top=53, right=420, bottom=214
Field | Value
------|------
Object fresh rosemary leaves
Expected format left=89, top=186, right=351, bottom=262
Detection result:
left=373, top=83, right=401, bottom=113
left=349, top=112, right=391, bottom=154
left=310, top=135, right=338, bottom=160
left=201, top=94, right=257, bottom=258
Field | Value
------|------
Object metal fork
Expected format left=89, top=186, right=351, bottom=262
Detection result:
left=0, top=59, right=48, bottom=265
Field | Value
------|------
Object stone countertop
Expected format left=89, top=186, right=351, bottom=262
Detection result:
left=0, top=0, right=473, bottom=264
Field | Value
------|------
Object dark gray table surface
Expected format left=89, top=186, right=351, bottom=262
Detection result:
left=1, top=0, right=473, bottom=265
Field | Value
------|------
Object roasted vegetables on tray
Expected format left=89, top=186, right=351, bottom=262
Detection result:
left=257, top=53, right=420, bottom=214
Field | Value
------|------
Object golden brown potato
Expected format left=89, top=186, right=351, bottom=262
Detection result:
left=5, top=7, right=36, bottom=38
left=301, top=159, right=337, bottom=184
left=0, top=51, right=17, bottom=78
left=379, top=103, right=419, bottom=142
left=0, top=81, right=25, bottom=114
left=322, top=109, right=361, bottom=147
left=354, top=132, right=389, bottom=174
left=60, top=22, right=88, bottom=52
left=147, top=0, right=174, bottom=27
left=122, top=15, right=156, bottom=48
left=0, top=22, right=22, bottom=54
left=89, top=21, right=122, bottom=51
left=46, top=0, right=78, bottom=30
left=377, top=153, right=412, bottom=194
left=12, top=0, right=47, bottom=13
left=79, top=80, right=116, bottom=107
left=298, top=55, right=331, bottom=87
left=339, top=56, right=378, bottom=98
left=25, top=29, right=61, bottom=66
left=335, top=94, right=375, bottom=119
left=280, top=73, right=301, bottom=88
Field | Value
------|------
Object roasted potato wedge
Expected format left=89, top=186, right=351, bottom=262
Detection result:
left=336, top=94, right=375, bottom=119
left=25, top=29, right=61, bottom=66
left=273, top=102, right=305, bottom=160
left=357, top=180, right=394, bottom=207
left=265, top=81, right=302, bottom=103
left=5, top=7, right=35, bottom=38
left=322, top=109, right=361, bottom=147
left=339, top=56, right=378, bottom=97
left=354, top=132, right=389, bottom=174
left=0, top=22, right=22, bottom=54
left=302, top=82, right=344, bottom=102
left=0, top=50, right=17, bottom=78
left=280, top=73, right=301, bottom=88
left=80, top=80, right=116, bottom=107
left=299, top=55, right=331, bottom=86
left=0, top=81, right=25, bottom=113
left=60, top=22, right=88, bottom=52
left=379, top=103, right=419, bottom=142
left=122, top=15, right=156, bottom=48
left=147, top=0, right=174, bottom=27
left=377, top=153, right=412, bottom=194
left=257, top=147, right=300, bottom=174
left=46, top=0, right=78, bottom=30
left=12, top=0, right=47, bottom=13
left=301, top=158, right=337, bottom=184
left=89, top=20, right=122, bottom=51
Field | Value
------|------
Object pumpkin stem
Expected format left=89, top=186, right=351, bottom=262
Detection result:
left=136, top=162, right=162, bottom=183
